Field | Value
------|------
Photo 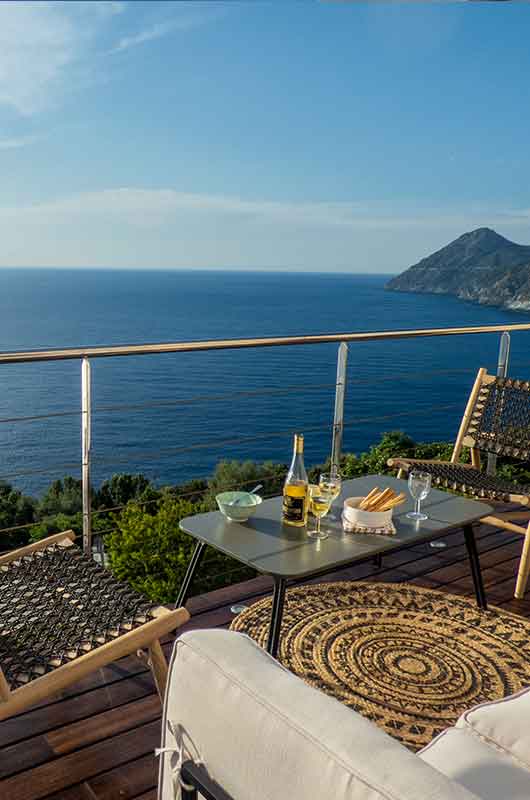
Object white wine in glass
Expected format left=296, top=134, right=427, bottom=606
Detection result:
left=319, top=472, right=342, bottom=520
left=308, top=486, right=332, bottom=540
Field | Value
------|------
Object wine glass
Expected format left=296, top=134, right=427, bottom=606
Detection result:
left=406, top=471, right=432, bottom=521
left=308, top=485, right=332, bottom=540
left=319, top=471, right=342, bottom=520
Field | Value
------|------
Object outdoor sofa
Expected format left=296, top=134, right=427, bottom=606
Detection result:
left=158, top=629, right=530, bottom=800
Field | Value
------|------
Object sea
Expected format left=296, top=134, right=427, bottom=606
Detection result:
left=2, top=268, right=530, bottom=497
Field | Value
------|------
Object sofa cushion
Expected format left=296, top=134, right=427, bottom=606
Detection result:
left=159, top=629, right=480, bottom=800
left=419, top=727, right=530, bottom=800
left=456, top=686, right=530, bottom=770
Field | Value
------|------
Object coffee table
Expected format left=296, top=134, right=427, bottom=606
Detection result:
left=178, top=475, right=493, bottom=657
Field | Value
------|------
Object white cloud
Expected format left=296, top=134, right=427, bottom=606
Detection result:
left=0, top=187, right=528, bottom=271
left=110, top=3, right=227, bottom=53
left=0, top=1, right=227, bottom=116
left=0, top=2, right=124, bottom=115
left=3, top=187, right=528, bottom=232
left=0, top=134, right=40, bottom=150
left=10, top=188, right=367, bottom=228
left=111, top=20, right=177, bottom=53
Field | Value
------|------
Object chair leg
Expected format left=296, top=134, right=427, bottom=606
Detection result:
left=515, top=522, right=530, bottom=600
left=397, top=468, right=404, bottom=479
left=148, top=639, right=169, bottom=699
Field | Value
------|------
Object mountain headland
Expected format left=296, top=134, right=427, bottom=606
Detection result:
left=386, top=228, right=530, bottom=311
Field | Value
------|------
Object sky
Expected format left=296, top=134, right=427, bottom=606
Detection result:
left=0, top=0, right=529, bottom=273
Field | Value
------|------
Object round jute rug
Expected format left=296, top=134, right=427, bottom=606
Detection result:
left=230, top=581, right=530, bottom=751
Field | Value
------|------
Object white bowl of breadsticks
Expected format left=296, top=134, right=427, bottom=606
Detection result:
left=343, top=486, right=406, bottom=529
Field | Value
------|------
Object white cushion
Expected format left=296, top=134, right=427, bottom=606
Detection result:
left=419, top=727, right=530, bottom=800
left=456, top=686, right=530, bottom=770
left=158, top=629, right=480, bottom=800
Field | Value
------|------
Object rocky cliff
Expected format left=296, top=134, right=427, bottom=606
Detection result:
left=386, top=228, right=530, bottom=310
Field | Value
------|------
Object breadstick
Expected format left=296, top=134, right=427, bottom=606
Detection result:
left=379, top=493, right=406, bottom=512
left=369, top=487, right=395, bottom=511
left=359, top=487, right=380, bottom=509
left=381, top=493, right=405, bottom=510
left=363, top=491, right=385, bottom=511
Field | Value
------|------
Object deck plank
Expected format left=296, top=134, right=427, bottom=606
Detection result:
left=0, top=721, right=160, bottom=800
left=46, top=695, right=162, bottom=755
left=86, top=753, right=157, bottom=800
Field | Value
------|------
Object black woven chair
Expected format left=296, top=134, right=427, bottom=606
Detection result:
left=0, top=531, right=189, bottom=721
left=388, top=367, right=530, bottom=599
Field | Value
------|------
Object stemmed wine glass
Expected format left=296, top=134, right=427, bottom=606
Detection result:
left=319, top=471, right=342, bottom=521
left=406, top=471, right=432, bottom=521
left=308, top=484, right=333, bottom=540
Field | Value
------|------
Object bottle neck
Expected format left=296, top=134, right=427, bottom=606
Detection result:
left=288, top=434, right=308, bottom=482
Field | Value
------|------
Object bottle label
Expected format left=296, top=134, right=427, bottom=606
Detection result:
left=282, top=494, right=305, bottom=523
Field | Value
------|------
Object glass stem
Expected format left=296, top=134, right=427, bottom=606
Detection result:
left=317, top=516, right=321, bottom=536
left=415, top=499, right=421, bottom=516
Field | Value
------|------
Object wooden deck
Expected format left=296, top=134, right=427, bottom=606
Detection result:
left=2, top=517, right=530, bottom=800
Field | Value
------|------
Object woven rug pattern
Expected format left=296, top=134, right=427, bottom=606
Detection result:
left=230, top=581, right=530, bottom=751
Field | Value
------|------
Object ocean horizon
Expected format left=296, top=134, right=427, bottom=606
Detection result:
left=2, top=267, right=530, bottom=497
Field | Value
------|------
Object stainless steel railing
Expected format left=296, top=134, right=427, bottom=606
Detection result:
left=1, top=321, right=529, bottom=553
left=2, top=321, right=530, bottom=363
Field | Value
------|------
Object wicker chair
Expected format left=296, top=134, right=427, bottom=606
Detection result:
left=388, top=367, right=530, bottom=600
left=0, top=530, right=189, bottom=721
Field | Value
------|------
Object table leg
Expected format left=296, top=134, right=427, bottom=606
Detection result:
left=463, top=524, right=487, bottom=610
left=176, top=542, right=206, bottom=608
left=266, top=577, right=287, bottom=658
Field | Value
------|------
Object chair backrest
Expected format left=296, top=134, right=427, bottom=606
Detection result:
left=453, top=367, right=530, bottom=462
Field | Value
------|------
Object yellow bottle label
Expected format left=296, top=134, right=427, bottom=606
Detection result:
left=282, top=483, right=307, bottom=525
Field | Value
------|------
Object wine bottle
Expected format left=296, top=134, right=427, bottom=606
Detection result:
left=282, top=433, right=309, bottom=527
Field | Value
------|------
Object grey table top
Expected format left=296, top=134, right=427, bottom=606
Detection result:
left=179, top=474, right=493, bottom=579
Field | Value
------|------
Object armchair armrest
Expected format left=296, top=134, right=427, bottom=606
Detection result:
left=387, top=457, right=475, bottom=471
left=0, top=530, right=76, bottom=565
left=159, top=630, right=480, bottom=800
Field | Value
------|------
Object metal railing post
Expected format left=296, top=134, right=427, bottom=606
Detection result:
left=81, top=357, right=92, bottom=554
left=486, top=331, right=510, bottom=476
left=331, top=342, right=348, bottom=476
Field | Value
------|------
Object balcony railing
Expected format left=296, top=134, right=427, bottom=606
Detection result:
left=0, top=322, right=528, bottom=562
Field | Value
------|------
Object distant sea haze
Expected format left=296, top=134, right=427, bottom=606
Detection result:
left=1, top=268, right=530, bottom=496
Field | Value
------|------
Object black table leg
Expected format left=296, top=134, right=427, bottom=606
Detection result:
left=266, top=576, right=287, bottom=658
left=176, top=542, right=206, bottom=608
left=463, top=524, right=487, bottom=610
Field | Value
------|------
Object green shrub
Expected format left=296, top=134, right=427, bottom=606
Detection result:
left=201, top=459, right=286, bottom=509
left=106, top=496, right=255, bottom=602
left=38, top=476, right=84, bottom=517
left=0, top=480, right=36, bottom=549
left=29, top=510, right=110, bottom=543
left=95, top=473, right=160, bottom=510
left=170, top=477, right=209, bottom=505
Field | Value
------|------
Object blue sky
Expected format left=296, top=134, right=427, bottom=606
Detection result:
left=0, top=1, right=529, bottom=272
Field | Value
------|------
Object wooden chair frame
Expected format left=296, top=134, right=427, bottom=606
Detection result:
left=388, top=367, right=530, bottom=600
left=0, top=531, right=190, bottom=721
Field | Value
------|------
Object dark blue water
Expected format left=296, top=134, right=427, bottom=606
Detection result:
left=1, top=268, right=530, bottom=496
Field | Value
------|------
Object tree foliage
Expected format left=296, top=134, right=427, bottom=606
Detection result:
left=0, top=480, right=35, bottom=549
left=106, top=496, right=255, bottom=602
left=96, top=474, right=159, bottom=510
left=38, top=477, right=84, bottom=517
left=201, top=459, right=286, bottom=509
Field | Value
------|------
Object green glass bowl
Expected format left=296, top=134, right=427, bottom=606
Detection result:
left=216, top=491, right=263, bottom=522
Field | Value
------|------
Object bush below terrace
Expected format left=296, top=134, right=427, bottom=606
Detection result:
left=2, top=431, right=530, bottom=601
